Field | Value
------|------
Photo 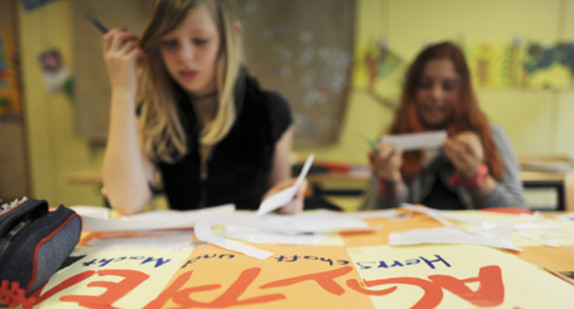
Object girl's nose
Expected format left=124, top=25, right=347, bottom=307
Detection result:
left=430, top=83, right=443, bottom=100
left=178, top=42, right=193, bottom=62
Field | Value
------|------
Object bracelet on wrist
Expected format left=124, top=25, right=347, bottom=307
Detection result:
left=448, top=163, right=489, bottom=188
left=377, top=179, right=399, bottom=191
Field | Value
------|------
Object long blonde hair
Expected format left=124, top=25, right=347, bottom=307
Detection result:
left=138, top=0, right=243, bottom=163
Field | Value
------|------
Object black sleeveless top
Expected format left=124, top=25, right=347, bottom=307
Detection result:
left=421, top=174, right=464, bottom=210
left=156, top=72, right=292, bottom=210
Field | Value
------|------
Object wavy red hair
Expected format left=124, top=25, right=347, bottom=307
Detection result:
left=389, top=42, right=505, bottom=180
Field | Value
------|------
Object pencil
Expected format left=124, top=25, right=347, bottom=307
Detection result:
left=356, top=131, right=380, bottom=154
left=84, top=9, right=109, bottom=34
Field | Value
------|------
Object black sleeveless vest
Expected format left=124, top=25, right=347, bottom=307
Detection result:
left=157, top=73, right=292, bottom=210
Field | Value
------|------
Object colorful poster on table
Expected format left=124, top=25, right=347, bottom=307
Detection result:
left=27, top=249, right=193, bottom=309
left=146, top=244, right=374, bottom=308
left=347, top=244, right=573, bottom=308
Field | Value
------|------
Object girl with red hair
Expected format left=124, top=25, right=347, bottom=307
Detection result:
left=369, top=42, right=525, bottom=209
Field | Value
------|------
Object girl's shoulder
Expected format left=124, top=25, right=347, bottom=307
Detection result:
left=242, top=73, right=291, bottom=117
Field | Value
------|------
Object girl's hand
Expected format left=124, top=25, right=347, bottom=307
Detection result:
left=263, top=178, right=308, bottom=215
left=369, top=143, right=403, bottom=183
left=102, top=28, right=145, bottom=97
left=443, top=131, right=484, bottom=178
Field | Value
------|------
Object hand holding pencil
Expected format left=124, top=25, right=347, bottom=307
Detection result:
left=85, top=9, right=145, bottom=97
left=368, top=141, right=403, bottom=184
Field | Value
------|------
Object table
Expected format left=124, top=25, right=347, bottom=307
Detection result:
left=68, top=165, right=574, bottom=212
left=20, top=207, right=574, bottom=308
left=306, top=168, right=574, bottom=212
left=521, top=170, right=574, bottom=211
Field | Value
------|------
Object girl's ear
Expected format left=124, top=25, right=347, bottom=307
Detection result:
left=233, top=21, right=243, bottom=36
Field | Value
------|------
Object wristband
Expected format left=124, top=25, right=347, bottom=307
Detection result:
left=377, top=179, right=399, bottom=191
left=449, top=163, right=489, bottom=188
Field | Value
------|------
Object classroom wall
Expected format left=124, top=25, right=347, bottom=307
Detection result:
left=19, top=0, right=105, bottom=206
left=17, top=0, right=574, bottom=207
left=0, top=0, right=29, bottom=201
left=301, top=0, right=574, bottom=163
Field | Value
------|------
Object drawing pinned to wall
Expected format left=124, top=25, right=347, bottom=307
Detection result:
left=466, top=43, right=517, bottom=89
left=355, top=36, right=574, bottom=94
left=353, top=37, right=406, bottom=110
left=0, top=29, right=21, bottom=119
left=501, top=36, right=524, bottom=88
left=556, top=43, right=574, bottom=76
left=20, top=0, right=58, bottom=11
left=38, top=48, right=73, bottom=97
left=237, top=0, right=355, bottom=147
left=522, top=42, right=574, bottom=90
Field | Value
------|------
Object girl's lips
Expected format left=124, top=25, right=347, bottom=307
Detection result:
left=178, top=69, right=198, bottom=79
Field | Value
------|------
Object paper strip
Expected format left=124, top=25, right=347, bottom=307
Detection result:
left=381, top=130, right=447, bottom=151
left=256, top=153, right=315, bottom=216
left=193, top=212, right=378, bottom=259
left=401, top=204, right=456, bottom=227
left=79, top=204, right=235, bottom=232
left=194, top=215, right=274, bottom=260
left=388, top=227, right=521, bottom=251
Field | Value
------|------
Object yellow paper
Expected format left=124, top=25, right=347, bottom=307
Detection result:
left=149, top=243, right=374, bottom=309
left=347, top=244, right=574, bottom=308
left=31, top=249, right=193, bottom=308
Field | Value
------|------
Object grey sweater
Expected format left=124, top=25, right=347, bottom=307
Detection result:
left=371, top=125, right=526, bottom=209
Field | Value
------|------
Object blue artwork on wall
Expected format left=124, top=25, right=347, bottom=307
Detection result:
left=20, top=0, right=58, bottom=11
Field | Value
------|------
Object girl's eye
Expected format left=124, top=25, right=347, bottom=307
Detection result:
left=161, top=40, right=178, bottom=49
left=193, top=38, right=209, bottom=46
left=418, top=80, right=432, bottom=89
left=442, top=80, right=458, bottom=91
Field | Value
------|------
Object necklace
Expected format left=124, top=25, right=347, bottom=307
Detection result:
left=191, top=90, right=217, bottom=101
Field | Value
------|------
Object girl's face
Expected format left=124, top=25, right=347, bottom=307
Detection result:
left=159, top=4, right=221, bottom=96
left=415, top=58, right=460, bottom=129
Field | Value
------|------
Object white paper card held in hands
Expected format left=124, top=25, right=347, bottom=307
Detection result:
left=256, top=153, right=315, bottom=216
left=381, top=130, right=447, bottom=151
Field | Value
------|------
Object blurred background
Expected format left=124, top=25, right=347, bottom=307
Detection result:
left=1, top=0, right=574, bottom=211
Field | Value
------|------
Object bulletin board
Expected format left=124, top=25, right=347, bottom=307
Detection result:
left=73, top=0, right=355, bottom=147
left=236, top=0, right=356, bottom=146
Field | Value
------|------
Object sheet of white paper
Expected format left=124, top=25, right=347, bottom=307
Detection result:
left=259, top=212, right=373, bottom=232
left=256, top=153, right=315, bottom=216
left=388, top=226, right=520, bottom=251
left=194, top=215, right=275, bottom=260
left=223, top=225, right=325, bottom=246
left=381, top=130, right=447, bottom=151
left=193, top=212, right=378, bottom=259
left=87, top=230, right=196, bottom=250
left=346, top=209, right=399, bottom=219
left=213, top=212, right=375, bottom=234
left=401, top=204, right=456, bottom=227
left=404, top=206, right=574, bottom=248
left=556, top=213, right=574, bottom=227
left=70, top=205, right=110, bottom=219
left=79, top=204, right=235, bottom=232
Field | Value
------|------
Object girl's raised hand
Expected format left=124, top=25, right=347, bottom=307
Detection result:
left=102, top=28, right=145, bottom=97
left=263, top=178, right=309, bottom=215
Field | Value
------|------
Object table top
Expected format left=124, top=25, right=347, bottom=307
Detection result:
left=24, top=207, right=574, bottom=308
left=68, top=168, right=574, bottom=207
